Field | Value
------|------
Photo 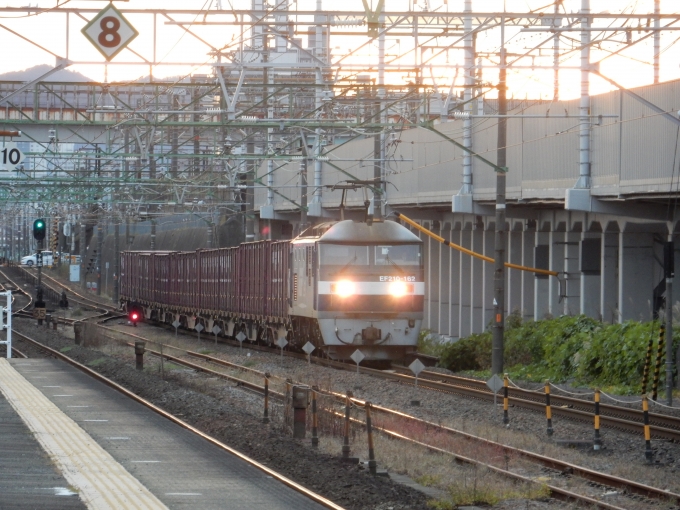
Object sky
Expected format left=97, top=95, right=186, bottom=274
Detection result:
left=0, top=0, right=676, bottom=99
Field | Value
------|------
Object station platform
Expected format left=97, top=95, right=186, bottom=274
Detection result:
left=0, top=358, right=331, bottom=510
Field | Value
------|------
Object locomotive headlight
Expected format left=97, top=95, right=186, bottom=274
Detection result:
left=332, top=280, right=355, bottom=298
left=389, top=281, right=413, bottom=297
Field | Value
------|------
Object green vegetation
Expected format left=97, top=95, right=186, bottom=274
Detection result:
left=427, top=477, right=550, bottom=509
left=417, top=329, right=448, bottom=357
left=438, top=314, right=679, bottom=394
left=86, top=357, right=107, bottom=367
left=59, top=346, right=73, bottom=353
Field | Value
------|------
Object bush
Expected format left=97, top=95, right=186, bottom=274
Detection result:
left=438, top=332, right=491, bottom=372
left=438, top=315, right=678, bottom=393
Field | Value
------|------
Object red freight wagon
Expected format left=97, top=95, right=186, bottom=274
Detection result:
left=151, top=253, right=171, bottom=307
left=121, top=243, right=291, bottom=323
left=239, top=241, right=273, bottom=318
left=270, top=241, right=289, bottom=319
left=198, top=249, right=219, bottom=313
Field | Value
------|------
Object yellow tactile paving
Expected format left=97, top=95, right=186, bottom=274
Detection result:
left=0, top=359, right=168, bottom=510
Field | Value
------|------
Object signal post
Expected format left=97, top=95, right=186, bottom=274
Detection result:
left=32, top=218, right=46, bottom=325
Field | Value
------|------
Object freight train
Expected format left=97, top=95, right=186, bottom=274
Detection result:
left=120, top=219, right=424, bottom=361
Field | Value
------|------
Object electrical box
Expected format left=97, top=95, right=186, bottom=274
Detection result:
left=292, top=385, right=310, bottom=409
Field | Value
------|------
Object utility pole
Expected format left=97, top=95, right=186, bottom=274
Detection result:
left=96, top=222, right=103, bottom=296
left=492, top=17, right=508, bottom=376
left=665, top=239, right=674, bottom=403
left=80, top=221, right=87, bottom=290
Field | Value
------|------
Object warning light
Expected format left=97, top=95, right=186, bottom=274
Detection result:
left=129, top=306, right=141, bottom=327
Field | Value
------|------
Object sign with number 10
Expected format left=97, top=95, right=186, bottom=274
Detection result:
left=81, top=4, right=139, bottom=61
left=0, top=141, right=24, bottom=171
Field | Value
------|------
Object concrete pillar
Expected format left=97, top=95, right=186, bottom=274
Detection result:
left=449, top=223, right=461, bottom=338
left=471, top=221, right=485, bottom=332
left=549, top=228, right=566, bottom=316
left=564, top=230, right=581, bottom=315
left=522, top=222, right=536, bottom=321
left=618, top=229, right=655, bottom=322
left=439, top=222, right=452, bottom=336
left=429, top=222, right=441, bottom=332
left=600, top=230, right=619, bottom=323
left=459, top=223, right=472, bottom=338
left=580, top=229, right=602, bottom=319
left=422, top=222, right=432, bottom=330
left=507, top=223, right=523, bottom=317
left=535, top=228, right=551, bottom=320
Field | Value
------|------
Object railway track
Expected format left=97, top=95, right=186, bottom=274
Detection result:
left=2, top=266, right=121, bottom=326
left=9, top=265, right=680, bottom=444
left=80, top=324, right=679, bottom=509
left=7, top=328, right=343, bottom=510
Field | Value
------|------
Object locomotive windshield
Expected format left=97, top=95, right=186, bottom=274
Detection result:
left=318, top=245, right=369, bottom=265
left=375, top=245, right=421, bottom=266
left=319, top=243, right=421, bottom=267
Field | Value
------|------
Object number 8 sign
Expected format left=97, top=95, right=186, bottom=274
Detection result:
left=81, top=4, right=139, bottom=61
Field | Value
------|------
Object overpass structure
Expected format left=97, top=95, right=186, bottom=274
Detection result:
left=0, top=1, right=678, bottom=339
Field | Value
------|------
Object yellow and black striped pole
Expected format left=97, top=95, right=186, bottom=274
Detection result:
left=593, top=389, right=602, bottom=450
left=545, top=381, right=553, bottom=436
left=643, top=396, right=653, bottom=463
left=503, top=374, right=509, bottom=425
left=641, top=326, right=655, bottom=394
left=652, top=325, right=665, bottom=401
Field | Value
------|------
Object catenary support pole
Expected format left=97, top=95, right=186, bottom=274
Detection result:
left=492, top=16, right=507, bottom=375
left=665, top=239, right=674, bottom=403
left=80, top=222, right=86, bottom=290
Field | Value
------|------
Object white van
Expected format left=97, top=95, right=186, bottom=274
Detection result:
left=21, top=251, right=54, bottom=266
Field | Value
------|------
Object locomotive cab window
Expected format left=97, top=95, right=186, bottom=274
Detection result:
left=318, top=244, right=369, bottom=265
left=375, top=245, right=421, bottom=267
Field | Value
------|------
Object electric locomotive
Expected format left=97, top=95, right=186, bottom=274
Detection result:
left=292, top=219, right=424, bottom=361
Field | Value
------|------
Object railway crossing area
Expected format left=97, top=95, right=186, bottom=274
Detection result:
left=0, top=357, right=333, bottom=510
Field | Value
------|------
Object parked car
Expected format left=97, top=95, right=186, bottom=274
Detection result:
left=21, top=251, right=54, bottom=266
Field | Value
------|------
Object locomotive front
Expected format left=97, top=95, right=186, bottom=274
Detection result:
left=315, top=219, right=424, bottom=361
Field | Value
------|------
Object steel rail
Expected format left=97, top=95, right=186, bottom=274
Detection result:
left=393, top=367, right=680, bottom=435
left=10, top=330, right=344, bottom=510
left=65, top=323, right=678, bottom=507
left=324, top=408, right=628, bottom=510
left=328, top=393, right=680, bottom=506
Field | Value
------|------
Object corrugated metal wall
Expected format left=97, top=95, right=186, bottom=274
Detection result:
left=257, top=78, right=680, bottom=213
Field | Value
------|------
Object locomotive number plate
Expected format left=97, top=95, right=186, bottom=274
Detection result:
left=379, top=276, right=416, bottom=282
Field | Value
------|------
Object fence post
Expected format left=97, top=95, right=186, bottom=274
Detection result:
left=311, top=386, right=319, bottom=447
left=503, top=373, right=509, bottom=425
left=365, top=402, right=377, bottom=475
left=342, top=390, right=353, bottom=460
left=593, top=389, right=601, bottom=450
left=262, top=372, right=270, bottom=424
left=545, top=381, right=553, bottom=436
left=643, top=396, right=653, bottom=463
left=134, top=341, right=145, bottom=370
